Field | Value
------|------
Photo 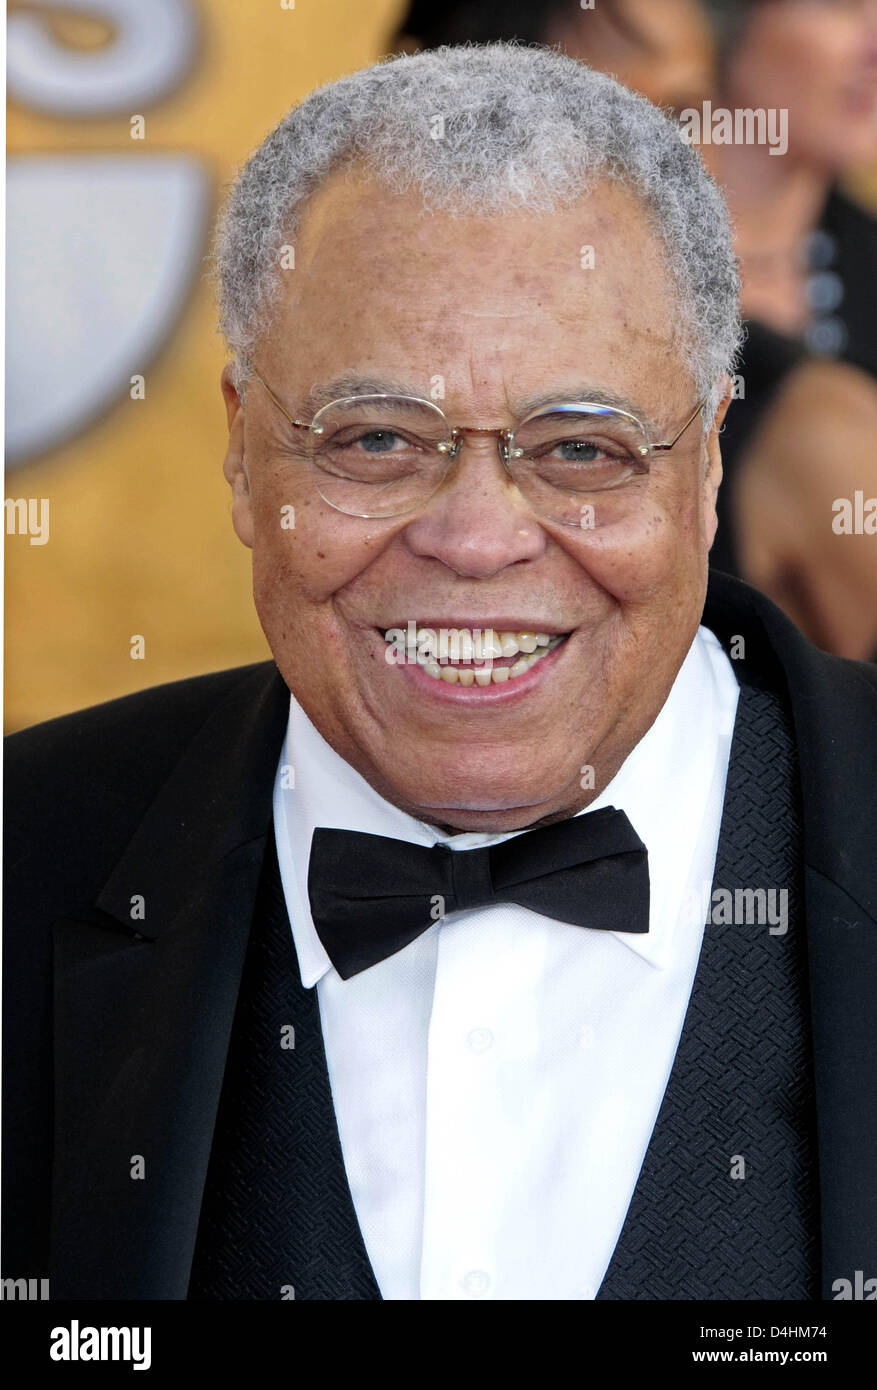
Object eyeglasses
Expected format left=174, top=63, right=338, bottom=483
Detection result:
left=243, top=359, right=707, bottom=527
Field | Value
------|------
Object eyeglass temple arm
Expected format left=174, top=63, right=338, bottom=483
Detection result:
left=651, top=395, right=709, bottom=452
left=240, top=358, right=309, bottom=430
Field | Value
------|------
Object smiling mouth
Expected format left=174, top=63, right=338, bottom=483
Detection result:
left=380, top=626, right=571, bottom=686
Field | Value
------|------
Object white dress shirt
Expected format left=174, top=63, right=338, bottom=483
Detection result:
left=272, top=625, right=740, bottom=1300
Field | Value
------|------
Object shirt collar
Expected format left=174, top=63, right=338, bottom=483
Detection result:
left=273, top=626, right=739, bottom=986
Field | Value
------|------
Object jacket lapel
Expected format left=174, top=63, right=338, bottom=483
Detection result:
left=51, top=662, right=290, bottom=1298
left=705, top=573, right=877, bottom=1296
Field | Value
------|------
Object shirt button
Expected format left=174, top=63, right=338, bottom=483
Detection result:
left=461, top=1269, right=491, bottom=1297
left=466, top=1027, right=494, bottom=1053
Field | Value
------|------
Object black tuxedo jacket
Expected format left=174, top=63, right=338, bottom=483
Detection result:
left=3, top=572, right=876, bottom=1299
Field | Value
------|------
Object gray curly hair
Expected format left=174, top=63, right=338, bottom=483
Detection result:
left=215, top=43, right=742, bottom=425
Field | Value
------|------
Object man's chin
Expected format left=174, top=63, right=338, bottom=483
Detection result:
left=415, top=799, right=588, bottom=836
left=376, top=765, right=587, bottom=835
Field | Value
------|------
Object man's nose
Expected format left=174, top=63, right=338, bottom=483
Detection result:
left=401, top=436, right=547, bottom=578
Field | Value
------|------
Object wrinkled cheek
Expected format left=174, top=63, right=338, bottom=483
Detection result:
left=250, top=481, right=368, bottom=603
left=251, top=545, right=298, bottom=648
left=567, top=505, right=687, bottom=605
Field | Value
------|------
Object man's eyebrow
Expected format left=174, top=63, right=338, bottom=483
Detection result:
left=304, top=376, right=428, bottom=411
left=513, top=384, right=653, bottom=424
left=304, top=377, right=658, bottom=429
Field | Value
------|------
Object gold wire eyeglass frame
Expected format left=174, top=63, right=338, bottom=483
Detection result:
left=241, top=357, right=708, bottom=519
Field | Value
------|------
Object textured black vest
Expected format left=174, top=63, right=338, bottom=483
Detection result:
left=188, top=665, right=819, bottom=1300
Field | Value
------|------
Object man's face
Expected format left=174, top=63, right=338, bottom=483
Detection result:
left=223, top=169, right=728, bottom=832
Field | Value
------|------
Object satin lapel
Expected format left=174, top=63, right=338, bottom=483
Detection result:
left=705, top=574, right=877, bottom=1295
left=50, top=662, right=290, bottom=1299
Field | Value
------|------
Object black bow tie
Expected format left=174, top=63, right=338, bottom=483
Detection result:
left=307, top=807, right=649, bottom=979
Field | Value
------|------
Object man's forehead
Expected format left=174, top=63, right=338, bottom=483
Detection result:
left=268, top=308, right=684, bottom=427
left=267, top=165, right=686, bottom=422
left=276, top=181, right=678, bottom=342
left=291, top=163, right=666, bottom=275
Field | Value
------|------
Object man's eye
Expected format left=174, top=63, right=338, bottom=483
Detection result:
left=542, top=439, right=631, bottom=465
left=353, top=430, right=405, bottom=453
left=328, top=428, right=424, bottom=455
left=554, top=440, right=602, bottom=462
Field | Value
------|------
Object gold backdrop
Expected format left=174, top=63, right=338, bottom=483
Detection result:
left=5, top=0, right=404, bottom=731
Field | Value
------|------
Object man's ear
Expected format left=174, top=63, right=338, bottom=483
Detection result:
left=221, top=364, right=254, bottom=549
left=703, top=373, right=735, bottom=549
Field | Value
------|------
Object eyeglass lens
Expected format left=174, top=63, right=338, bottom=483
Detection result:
left=307, top=396, right=652, bottom=523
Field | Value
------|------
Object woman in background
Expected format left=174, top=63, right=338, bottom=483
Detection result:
left=696, top=0, right=877, bottom=643
left=702, top=0, right=877, bottom=370
left=394, top=0, right=716, bottom=113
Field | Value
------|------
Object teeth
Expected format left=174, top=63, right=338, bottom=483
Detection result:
left=456, top=630, right=474, bottom=661
left=384, top=626, right=563, bottom=658
left=476, top=631, right=504, bottom=660
left=388, top=627, right=567, bottom=685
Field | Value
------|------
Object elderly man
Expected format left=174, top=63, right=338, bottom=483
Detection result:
left=4, top=45, right=876, bottom=1303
